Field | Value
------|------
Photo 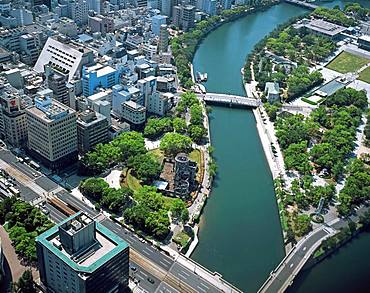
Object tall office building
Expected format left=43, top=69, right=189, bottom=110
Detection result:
left=158, top=24, right=169, bottom=52
left=36, top=212, right=129, bottom=293
left=69, top=0, right=89, bottom=25
left=202, top=0, right=216, bottom=16
left=221, top=0, right=231, bottom=10
left=182, top=5, right=195, bottom=31
left=77, top=110, right=109, bottom=154
left=87, top=0, right=102, bottom=14
left=0, top=95, right=27, bottom=147
left=160, top=0, right=172, bottom=17
left=26, top=96, right=77, bottom=169
left=45, top=65, right=73, bottom=107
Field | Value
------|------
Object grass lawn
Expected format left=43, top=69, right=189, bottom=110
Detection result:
left=148, top=148, right=165, bottom=163
left=126, top=169, right=142, bottom=193
left=326, top=51, right=370, bottom=73
left=189, top=149, right=201, bottom=165
left=358, top=66, right=370, bottom=84
left=173, top=231, right=191, bottom=247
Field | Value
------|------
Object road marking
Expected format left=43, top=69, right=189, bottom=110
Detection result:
left=139, top=271, right=148, bottom=278
left=199, top=282, right=209, bottom=289
left=180, top=270, right=190, bottom=277
left=160, top=260, right=169, bottom=267
left=178, top=273, right=187, bottom=280
left=161, top=258, right=172, bottom=265
left=142, top=249, right=151, bottom=256
left=197, top=286, right=207, bottom=292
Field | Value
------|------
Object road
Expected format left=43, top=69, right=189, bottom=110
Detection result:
left=0, top=149, right=238, bottom=293
left=261, top=228, right=331, bottom=293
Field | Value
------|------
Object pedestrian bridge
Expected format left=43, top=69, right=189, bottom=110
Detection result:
left=198, top=93, right=261, bottom=108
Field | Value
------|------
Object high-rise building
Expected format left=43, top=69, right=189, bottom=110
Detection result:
left=158, top=24, right=169, bottom=52
left=26, top=96, right=78, bottom=169
left=221, top=0, right=231, bottom=10
left=172, top=5, right=182, bottom=28
left=151, top=15, right=167, bottom=36
left=202, top=0, right=216, bottom=16
left=45, top=65, right=73, bottom=107
left=135, top=0, right=147, bottom=8
left=69, top=0, right=88, bottom=25
left=77, top=110, right=109, bottom=154
left=137, top=76, right=157, bottom=107
left=36, top=212, right=129, bottom=293
left=87, top=0, right=102, bottom=14
left=182, top=5, right=195, bottom=31
left=0, top=95, right=27, bottom=147
left=160, top=0, right=172, bottom=17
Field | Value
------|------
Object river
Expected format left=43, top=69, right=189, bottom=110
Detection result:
left=191, top=1, right=370, bottom=293
left=191, top=3, right=307, bottom=292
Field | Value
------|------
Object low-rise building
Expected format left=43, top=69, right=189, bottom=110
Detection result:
left=82, top=64, right=119, bottom=97
left=299, top=18, right=346, bottom=40
left=264, top=82, right=280, bottom=103
left=36, top=212, right=129, bottom=293
left=122, top=100, right=146, bottom=128
left=358, top=35, right=370, bottom=51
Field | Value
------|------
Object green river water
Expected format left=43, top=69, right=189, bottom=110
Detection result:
left=191, top=1, right=370, bottom=292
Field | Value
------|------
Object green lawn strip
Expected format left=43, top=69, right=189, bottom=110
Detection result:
left=358, top=66, right=370, bottom=84
left=326, top=51, right=370, bottom=73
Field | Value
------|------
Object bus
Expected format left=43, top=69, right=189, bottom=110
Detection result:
left=29, top=160, right=41, bottom=171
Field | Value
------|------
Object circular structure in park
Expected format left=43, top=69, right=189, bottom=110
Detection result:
left=310, top=213, right=324, bottom=224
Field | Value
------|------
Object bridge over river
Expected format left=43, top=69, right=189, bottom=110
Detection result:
left=284, top=0, right=318, bottom=10
left=258, top=226, right=337, bottom=293
left=197, top=93, right=261, bottom=108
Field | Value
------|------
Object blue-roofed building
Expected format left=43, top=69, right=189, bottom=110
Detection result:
left=82, top=64, right=120, bottom=97
left=36, top=212, right=129, bottom=293
left=152, top=15, right=167, bottom=36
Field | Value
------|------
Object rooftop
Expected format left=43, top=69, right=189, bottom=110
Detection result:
left=304, top=18, right=346, bottom=36
left=36, top=212, right=128, bottom=274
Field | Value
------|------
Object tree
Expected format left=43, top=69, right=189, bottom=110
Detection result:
left=129, top=153, right=162, bottom=182
left=101, top=187, right=132, bottom=213
left=160, top=133, right=192, bottom=156
left=170, top=199, right=188, bottom=222
left=113, top=131, right=146, bottom=161
left=144, top=118, right=173, bottom=139
left=188, top=124, right=206, bottom=144
left=294, top=214, right=312, bottom=237
left=173, top=117, right=187, bottom=133
left=79, top=178, right=109, bottom=201
left=13, top=270, right=36, bottom=293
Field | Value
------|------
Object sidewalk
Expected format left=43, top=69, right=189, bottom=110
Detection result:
left=0, top=226, right=39, bottom=283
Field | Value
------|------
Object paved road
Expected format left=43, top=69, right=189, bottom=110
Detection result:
left=262, top=228, right=330, bottom=293
left=0, top=149, right=233, bottom=293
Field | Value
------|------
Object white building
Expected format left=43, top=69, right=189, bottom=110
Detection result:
left=147, top=92, right=171, bottom=116
left=122, top=100, right=146, bottom=127
left=26, top=96, right=78, bottom=169
left=34, top=37, right=93, bottom=82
